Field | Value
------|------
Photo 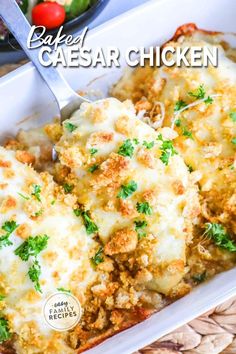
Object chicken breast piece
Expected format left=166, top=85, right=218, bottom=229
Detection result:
left=56, top=98, right=200, bottom=295
left=111, top=26, right=236, bottom=232
left=0, top=147, right=99, bottom=353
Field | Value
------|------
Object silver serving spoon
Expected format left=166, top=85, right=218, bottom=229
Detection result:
left=0, top=0, right=89, bottom=159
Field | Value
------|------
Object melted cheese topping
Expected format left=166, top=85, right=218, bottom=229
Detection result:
left=56, top=98, right=200, bottom=295
left=0, top=147, right=98, bottom=353
left=112, top=32, right=236, bottom=231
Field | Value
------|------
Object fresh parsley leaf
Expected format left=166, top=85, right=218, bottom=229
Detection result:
left=136, top=202, right=153, bottom=215
left=133, top=138, right=139, bottom=145
left=231, top=137, right=236, bottom=145
left=187, top=164, right=193, bottom=173
left=204, top=223, right=236, bottom=252
left=0, top=317, right=11, bottom=343
left=91, top=247, right=104, bottom=266
left=88, top=164, right=99, bottom=173
left=0, top=235, right=13, bottom=249
left=182, top=127, right=193, bottom=139
left=229, top=111, right=236, bottom=122
left=135, top=220, right=148, bottom=240
left=73, top=208, right=82, bottom=217
left=157, top=134, right=177, bottom=165
left=188, top=84, right=205, bottom=99
left=2, top=220, right=18, bottom=234
left=192, top=271, right=206, bottom=283
left=90, top=148, right=98, bottom=156
left=14, top=234, right=49, bottom=261
left=204, top=96, right=213, bottom=105
left=143, top=141, right=154, bottom=149
left=174, top=119, right=193, bottom=139
left=63, top=183, right=74, bottom=194
left=31, top=184, right=41, bottom=202
left=175, top=118, right=182, bottom=127
left=18, top=192, right=30, bottom=200
left=28, top=259, right=42, bottom=293
left=57, top=287, right=71, bottom=293
left=74, top=209, right=98, bottom=235
left=0, top=295, right=5, bottom=301
left=0, top=220, right=18, bottom=249
left=118, top=139, right=135, bottom=158
left=117, top=181, right=137, bottom=199
left=51, top=200, right=56, bottom=205
left=174, top=100, right=187, bottom=112
left=82, top=211, right=99, bottom=235
left=64, top=122, right=77, bottom=132
left=34, top=209, right=43, bottom=217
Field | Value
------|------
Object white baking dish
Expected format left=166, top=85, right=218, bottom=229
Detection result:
left=0, top=0, right=236, bottom=353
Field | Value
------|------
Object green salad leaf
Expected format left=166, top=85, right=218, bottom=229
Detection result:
left=65, top=0, right=90, bottom=19
left=19, top=0, right=29, bottom=14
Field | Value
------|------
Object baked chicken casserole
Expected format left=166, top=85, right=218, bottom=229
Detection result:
left=0, top=24, right=235, bottom=353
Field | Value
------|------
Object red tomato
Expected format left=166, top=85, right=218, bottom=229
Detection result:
left=32, top=2, right=66, bottom=30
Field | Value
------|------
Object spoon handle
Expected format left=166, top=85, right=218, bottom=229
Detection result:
left=0, top=0, right=79, bottom=111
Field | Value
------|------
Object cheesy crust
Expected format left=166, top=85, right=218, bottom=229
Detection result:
left=56, top=97, right=200, bottom=296
left=111, top=26, right=236, bottom=234
left=0, top=147, right=99, bottom=353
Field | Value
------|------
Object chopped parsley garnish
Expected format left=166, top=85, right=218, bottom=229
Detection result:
left=0, top=295, right=5, bottom=301
left=118, top=139, right=135, bottom=158
left=31, top=184, right=41, bottom=202
left=90, top=148, right=98, bottom=156
left=88, top=164, right=99, bottom=173
left=187, top=164, right=193, bottom=173
left=73, top=208, right=82, bottom=217
left=182, top=127, right=193, bottom=139
left=74, top=209, right=98, bottom=235
left=15, top=235, right=48, bottom=293
left=64, top=122, right=77, bottom=132
left=174, top=119, right=193, bottom=139
left=14, top=234, right=49, bottom=261
left=57, top=287, right=71, bottom=293
left=0, top=220, right=18, bottom=249
left=0, top=235, right=13, bottom=249
left=28, top=260, right=42, bottom=293
left=174, top=100, right=187, bottom=112
left=82, top=211, right=99, bottom=235
left=204, top=223, right=236, bottom=252
left=51, top=200, right=56, bottom=205
left=133, top=138, right=139, bottom=145
left=135, top=220, right=148, bottom=240
left=2, top=220, right=18, bottom=234
left=192, top=271, right=206, bottom=283
left=117, top=181, right=137, bottom=199
left=188, top=84, right=205, bottom=99
left=63, top=183, right=74, bottom=194
left=231, top=137, right=236, bottom=145
left=157, top=134, right=177, bottom=165
left=136, top=202, right=153, bottom=215
left=188, top=84, right=213, bottom=105
left=204, top=96, right=213, bottom=105
left=18, top=192, right=30, bottom=200
left=91, top=247, right=104, bottom=266
left=0, top=317, right=11, bottom=343
left=175, top=118, right=181, bottom=127
left=143, top=141, right=154, bottom=149
left=34, top=209, right=43, bottom=217
left=229, top=111, right=236, bottom=122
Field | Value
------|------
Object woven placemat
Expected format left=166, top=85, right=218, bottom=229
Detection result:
left=1, top=62, right=236, bottom=354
